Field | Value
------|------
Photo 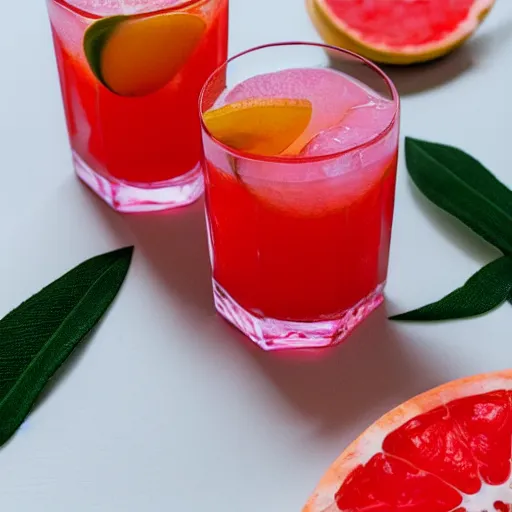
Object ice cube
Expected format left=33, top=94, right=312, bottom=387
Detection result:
left=302, top=98, right=396, bottom=157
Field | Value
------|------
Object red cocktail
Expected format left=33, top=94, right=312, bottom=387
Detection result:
left=200, top=43, right=399, bottom=350
left=47, top=0, right=228, bottom=212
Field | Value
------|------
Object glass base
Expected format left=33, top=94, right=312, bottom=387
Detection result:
left=73, top=152, right=204, bottom=213
left=213, top=281, right=385, bottom=351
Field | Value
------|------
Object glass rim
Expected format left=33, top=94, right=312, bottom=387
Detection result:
left=51, top=0, right=210, bottom=20
left=199, top=41, right=400, bottom=165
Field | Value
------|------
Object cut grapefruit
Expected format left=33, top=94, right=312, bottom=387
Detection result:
left=304, top=371, right=512, bottom=512
left=307, top=0, right=495, bottom=65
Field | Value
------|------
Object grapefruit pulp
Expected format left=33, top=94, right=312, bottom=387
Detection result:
left=304, top=371, right=512, bottom=512
left=307, top=0, right=496, bottom=65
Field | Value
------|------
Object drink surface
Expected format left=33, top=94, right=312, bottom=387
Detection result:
left=57, top=0, right=190, bottom=16
left=203, top=67, right=398, bottom=321
left=48, top=0, right=228, bottom=184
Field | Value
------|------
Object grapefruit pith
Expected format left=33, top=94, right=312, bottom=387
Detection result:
left=307, top=0, right=495, bottom=65
left=304, top=371, right=512, bottom=512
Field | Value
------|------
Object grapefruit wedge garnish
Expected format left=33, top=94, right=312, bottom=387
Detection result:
left=307, top=0, right=495, bottom=65
left=203, top=98, right=313, bottom=156
left=84, top=13, right=206, bottom=96
left=304, top=371, right=512, bottom=512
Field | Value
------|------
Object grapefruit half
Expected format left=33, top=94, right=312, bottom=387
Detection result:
left=304, top=371, right=512, bottom=512
left=307, top=0, right=496, bottom=65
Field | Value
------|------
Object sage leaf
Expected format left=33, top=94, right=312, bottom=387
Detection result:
left=0, top=246, right=133, bottom=447
left=405, top=137, right=512, bottom=255
left=390, top=256, right=512, bottom=322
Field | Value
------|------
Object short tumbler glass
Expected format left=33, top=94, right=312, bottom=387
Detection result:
left=200, top=42, right=400, bottom=351
left=47, top=0, right=228, bottom=212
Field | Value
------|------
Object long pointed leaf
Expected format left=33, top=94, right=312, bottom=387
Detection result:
left=0, top=246, right=133, bottom=447
left=405, top=137, right=512, bottom=255
left=390, top=256, right=512, bottom=322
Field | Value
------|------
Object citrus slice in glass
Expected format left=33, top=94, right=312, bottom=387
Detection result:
left=84, top=12, right=206, bottom=97
left=203, top=98, right=313, bottom=156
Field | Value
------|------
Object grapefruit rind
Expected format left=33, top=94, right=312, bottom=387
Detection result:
left=307, top=0, right=495, bottom=65
left=84, top=13, right=206, bottom=97
left=203, top=98, right=313, bottom=156
left=303, top=370, right=512, bottom=512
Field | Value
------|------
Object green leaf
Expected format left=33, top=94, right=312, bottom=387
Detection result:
left=390, top=256, right=512, bottom=322
left=405, top=137, right=512, bottom=255
left=83, top=15, right=128, bottom=93
left=0, top=247, right=133, bottom=447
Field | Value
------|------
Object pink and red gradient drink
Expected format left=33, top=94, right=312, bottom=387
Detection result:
left=47, top=0, right=228, bottom=212
left=200, top=43, right=400, bottom=351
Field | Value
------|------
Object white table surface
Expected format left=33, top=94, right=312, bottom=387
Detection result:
left=0, top=1, right=511, bottom=510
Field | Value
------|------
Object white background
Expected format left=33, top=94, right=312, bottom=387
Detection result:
left=0, top=1, right=511, bottom=510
